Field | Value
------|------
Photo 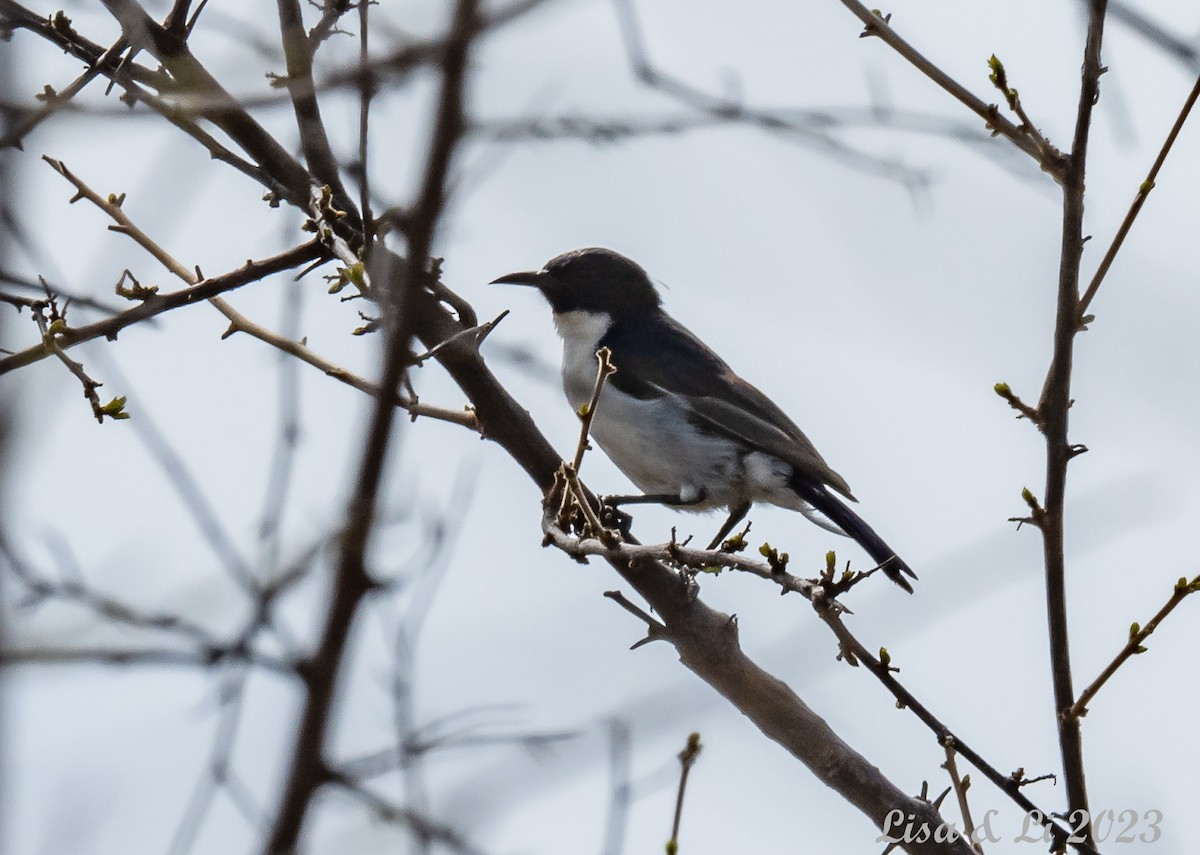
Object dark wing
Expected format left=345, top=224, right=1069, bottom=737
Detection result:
left=600, top=313, right=855, bottom=499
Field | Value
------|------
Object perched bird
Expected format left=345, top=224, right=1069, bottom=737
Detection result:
left=492, top=248, right=917, bottom=592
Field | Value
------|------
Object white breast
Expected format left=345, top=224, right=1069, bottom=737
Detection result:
left=550, top=310, right=816, bottom=514
left=553, top=310, right=615, bottom=409
left=552, top=310, right=736, bottom=506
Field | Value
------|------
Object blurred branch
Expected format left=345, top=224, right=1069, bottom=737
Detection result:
left=666, top=732, right=701, bottom=855
left=262, top=0, right=481, bottom=848
left=92, top=350, right=258, bottom=591
left=602, top=719, right=632, bottom=855
left=0, top=645, right=289, bottom=672
left=613, top=0, right=932, bottom=189
left=326, top=774, right=488, bottom=855
left=0, top=268, right=128, bottom=316
left=471, top=106, right=1039, bottom=179
left=338, top=728, right=578, bottom=780
left=169, top=666, right=263, bottom=855
left=1107, top=1, right=1200, bottom=71
left=0, top=35, right=129, bottom=150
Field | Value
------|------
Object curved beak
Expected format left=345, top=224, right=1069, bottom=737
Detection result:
left=490, top=269, right=548, bottom=288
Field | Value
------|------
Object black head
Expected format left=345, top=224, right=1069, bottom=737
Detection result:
left=491, top=247, right=662, bottom=317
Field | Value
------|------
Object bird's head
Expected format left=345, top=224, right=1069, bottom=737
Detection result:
left=491, top=247, right=661, bottom=317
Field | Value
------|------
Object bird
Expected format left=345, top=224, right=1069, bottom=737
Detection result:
left=491, top=247, right=917, bottom=592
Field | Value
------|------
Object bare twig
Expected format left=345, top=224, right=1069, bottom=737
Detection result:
left=571, top=346, right=616, bottom=473
left=1066, top=573, right=1200, bottom=720
left=31, top=300, right=121, bottom=423
left=24, top=159, right=478, bottom=430
left=542, top=489, right=817, bottom=599
left=941, top=738, right=982, bottom=854
left=666, top=732, right=702, bottom=854
left=839, top=0, right=1068, bottom=181
left=992, top=382, right=1044, bottom=429
left=813, top=603, right=1099, bottom=855
left=613, top=0, right=931, bottom=188
left=1077, top=70, right=1200, bottom=323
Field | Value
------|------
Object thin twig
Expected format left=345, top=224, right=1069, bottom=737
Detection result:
left=613, top=0, right=931, bottom=188
left=992, top=382, right=1044, bottom=429
left=839, top=0, right=1067, bottom=181
left=28, top=158, right=478, bottom=430
left=357, top=0, right=374, bottom=234
left=1066, top=573, right=1200, bottom=719
left=986, top=54, right=1058, bottom=167
left=666, top=732, right=702, bottom=854
left=941, top=738, right=982, bottom=854
left=1076, top=70, right=1200, bottom=323
left=572, top=346, right=616, bottom=473
left=32, top=302, right=115, bottom=423
left=543, top=481, right=817, bottom=597
left=813, top=603, right=1099, bottom=855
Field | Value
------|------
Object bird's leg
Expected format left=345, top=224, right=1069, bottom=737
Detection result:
left=706, top=502, right=751, bottom=551
left=601, top=492, right=697, bottom=508
left=597, top=492, right=712, bottom=543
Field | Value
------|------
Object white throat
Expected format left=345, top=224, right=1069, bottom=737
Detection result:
left=553, top=309, right=614, bottom=408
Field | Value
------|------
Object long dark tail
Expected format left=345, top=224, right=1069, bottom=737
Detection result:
left=790, top=478, right=917, bottom=593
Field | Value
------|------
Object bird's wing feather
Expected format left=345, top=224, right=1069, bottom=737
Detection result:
left=599, top=314, right=856, bottom=499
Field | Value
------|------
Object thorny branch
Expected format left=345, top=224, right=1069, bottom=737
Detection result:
left=16, top=159, right=477, bottom=430
left=263, top=0, right=480, bottom=848
left=544, top=492, right=1094, bottom=854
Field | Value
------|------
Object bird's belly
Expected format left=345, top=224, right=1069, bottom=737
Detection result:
left=581, top=389, right=795, bottom=510
left=588, top=398, right=736, bottom=506
left=560, top=340, right=801, bottom=510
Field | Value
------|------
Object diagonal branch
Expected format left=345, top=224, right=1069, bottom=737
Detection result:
left=1066, top=572, right=1200, bottom=720
left=274, top=0, right=362, bottom=228
left=1076, top=70, right=1200, bottom=322
left=839, top=0, right=1068, bottom=181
